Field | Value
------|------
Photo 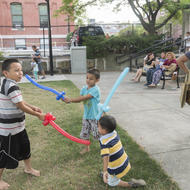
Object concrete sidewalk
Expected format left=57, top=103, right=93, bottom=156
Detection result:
left=22, top=72, right=190, bottom=190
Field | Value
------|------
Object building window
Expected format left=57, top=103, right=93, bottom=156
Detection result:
left=10, top=3, right=23, bottom=28
left=40, top=38, right=49, bottom=49
left=39, top=4, right=48, bottom=28
left=15, top=39, right=26, bottom=49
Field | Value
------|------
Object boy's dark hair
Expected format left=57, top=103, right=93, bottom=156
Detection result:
left=2, top=59, right=19, bottom=71
left=87, top=69, right=100, bottom=80
left=99, top=115, right=116, bottom=133
left=32, top=45, right=37, bottom=49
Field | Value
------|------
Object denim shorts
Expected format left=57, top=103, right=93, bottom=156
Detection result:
left=37, top=62, right=43, bottom=72
left=185, top=51, right=190, bottom=60
left=107, top=174, right=121, bottom=186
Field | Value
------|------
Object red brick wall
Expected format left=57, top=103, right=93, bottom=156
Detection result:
left=0, top=0, right=75, bottom=49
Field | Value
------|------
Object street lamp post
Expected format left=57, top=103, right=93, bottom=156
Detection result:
left=45, top=0, right=54, bottom=75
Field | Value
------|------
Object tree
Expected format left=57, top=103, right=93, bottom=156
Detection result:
left=157, top=0, right=190, bottom=26
left=127, top=0, right=190, bottom=34
left=56, top=0, right=190, bottom=34
left=54, top=0, right=97, bottom=23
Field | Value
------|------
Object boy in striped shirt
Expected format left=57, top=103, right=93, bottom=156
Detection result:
left=98, top=115, right=146, bottom=188
left=0, top=59, right=45, bottom=190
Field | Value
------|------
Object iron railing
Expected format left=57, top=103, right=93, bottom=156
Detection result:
left=116, top=37, right=189, bottom=71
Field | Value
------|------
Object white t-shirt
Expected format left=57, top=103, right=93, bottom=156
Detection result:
left=185, top=36, right=190, bottom=47
left=31, top=62, right=39, bottom=72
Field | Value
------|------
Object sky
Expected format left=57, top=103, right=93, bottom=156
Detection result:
left=85, top=3, right=139, bottom=23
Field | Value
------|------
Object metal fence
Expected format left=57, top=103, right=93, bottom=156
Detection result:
left=0, top=22, right=179, bottom=52
left=0, top=25, right=76, bottom=51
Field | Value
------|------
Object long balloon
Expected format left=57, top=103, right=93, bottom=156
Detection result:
left=96, top=67, right=129, bottom=120
left=25, top=74, right=65, bottom=100
left=49, top=120, right=90, bottom=145
left=43, top=113, right=91, bottom=146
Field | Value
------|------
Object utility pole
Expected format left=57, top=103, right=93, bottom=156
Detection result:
left=45, top=0, right=53, bottom=75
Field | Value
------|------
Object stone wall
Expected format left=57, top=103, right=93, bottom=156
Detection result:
left=0, top=54, right=136, bottom=75
left=87, top=54, right=132, bottom=72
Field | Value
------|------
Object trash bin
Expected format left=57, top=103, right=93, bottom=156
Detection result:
left=71, top=46, right=86, bottom=73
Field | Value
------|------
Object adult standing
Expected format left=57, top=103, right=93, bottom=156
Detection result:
left=32, top=45, right=46, bottom=79
left=184, top=32, right=190, bottom=52
left=177, top=51, right=190, bottom=107
left=177, top=51, right=190, bottom=74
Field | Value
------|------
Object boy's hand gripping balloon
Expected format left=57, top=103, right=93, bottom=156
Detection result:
left=43, top=113, right=91, bottom=145
left=25, top=74, right=65, bottom=100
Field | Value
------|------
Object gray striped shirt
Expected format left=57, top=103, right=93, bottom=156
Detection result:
left=0, top=78, right=25, bottom=136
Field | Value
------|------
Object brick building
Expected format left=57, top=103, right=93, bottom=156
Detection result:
left=0, top=0, right=74, bottom=50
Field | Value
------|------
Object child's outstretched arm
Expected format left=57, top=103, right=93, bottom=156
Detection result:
left=64, top=94, right=93, bottom=103
left=24, top=101, right=43, bottom=113
left=16, top=101, right=45, bottom=121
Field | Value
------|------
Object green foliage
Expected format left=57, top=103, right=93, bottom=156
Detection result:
left=83, top=34, right=162, bottom=59
left=54, top=0, right=89, bottom=24
left=82, top=36, right=107, bottom=59
left=154, top=0, right=190, bottom=26
left=56, top=0, right=190, bottom=34
left=119, top=24, right=146, bottom=36
left=66, top=32, right=74, bottom=42
left=0, top=52, right=4, bottom=61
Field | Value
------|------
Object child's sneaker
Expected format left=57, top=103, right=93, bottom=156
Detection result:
left=128, top=178, right=146, bottom=188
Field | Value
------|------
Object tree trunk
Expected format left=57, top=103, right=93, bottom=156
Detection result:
left=142, top=21, right=157, bottom=35
left=146, top=27, right=157, bottom=35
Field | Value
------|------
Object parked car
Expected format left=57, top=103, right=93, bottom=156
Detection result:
left=71, top=25, right=105, bottom=46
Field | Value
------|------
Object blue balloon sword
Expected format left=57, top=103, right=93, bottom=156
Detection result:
left=96, top=67, right=129, bottom=120
left=25, top=74, right=65, bottom=100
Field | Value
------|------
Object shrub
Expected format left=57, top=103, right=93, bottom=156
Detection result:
left=83, top=36, right=108, bottom=59
left=66, top=32, right=73, bottom=42
left=83, top=34, right=163, bottom=59
left=0, top=52, right=4, bottom=61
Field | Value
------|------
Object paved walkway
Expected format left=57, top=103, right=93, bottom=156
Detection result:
left=22, top=72, right=190, bottom=190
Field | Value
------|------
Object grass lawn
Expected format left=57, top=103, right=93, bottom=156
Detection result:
left=3, top=80, right=180, bottom=190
